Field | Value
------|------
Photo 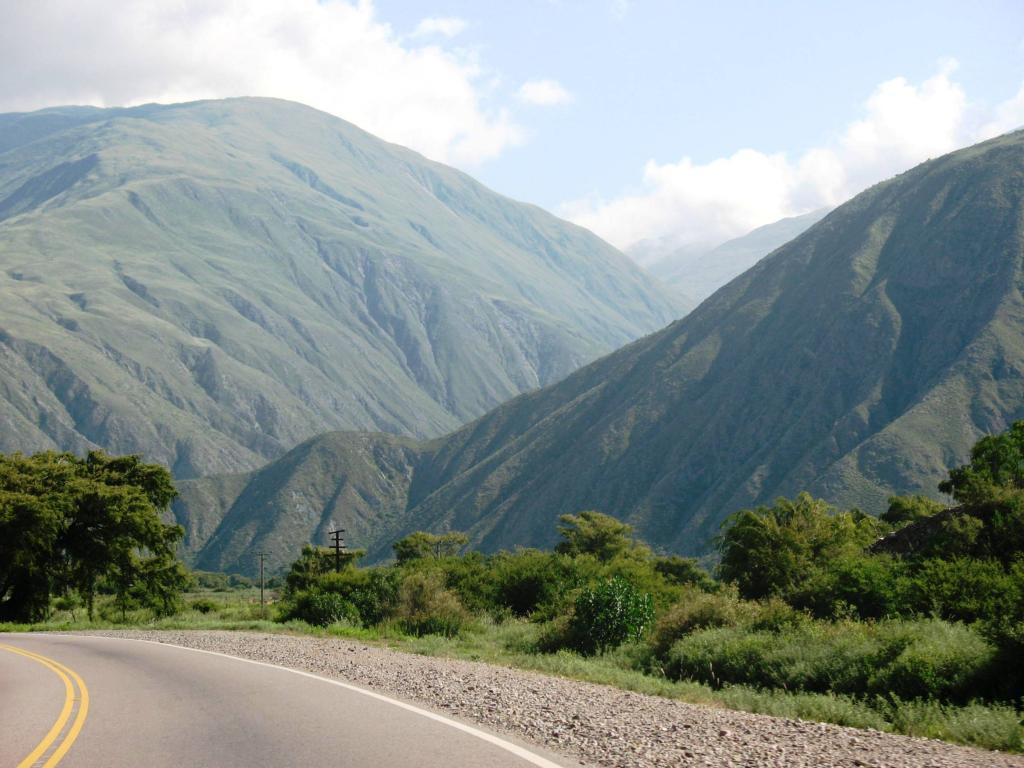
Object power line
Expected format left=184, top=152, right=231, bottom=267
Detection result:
left=328, top=529, right=346, bottom=573
left=256, top=551, right=269, bottom=617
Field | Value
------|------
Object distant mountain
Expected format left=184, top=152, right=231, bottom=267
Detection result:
left=644, top=209, right=830, bottom=304
left=175, top=129, right=1024, bottom=575
left=0, top=98, right=685, bottom=478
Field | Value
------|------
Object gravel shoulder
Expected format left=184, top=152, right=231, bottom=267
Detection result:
left=77, top=630, right=1023, bottom=768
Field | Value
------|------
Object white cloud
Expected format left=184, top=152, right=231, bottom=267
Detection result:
left=411, top=17, right=467, bottom=38
left=517, top=79, right=574, bottom=106
left=564, top=63, right=1024, bottom=251
left=0, top=0, right=519, bottom=166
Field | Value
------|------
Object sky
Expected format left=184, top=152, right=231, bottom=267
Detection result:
left=2, top=0, right=1024, bottom=253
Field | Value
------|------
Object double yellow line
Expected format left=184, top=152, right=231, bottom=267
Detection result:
left=0, top=643, right=89, bottom=768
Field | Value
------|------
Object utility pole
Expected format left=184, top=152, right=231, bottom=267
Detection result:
left=257, top=551, right=268, bottom=618
left=328, top=529, right=347, bottom=573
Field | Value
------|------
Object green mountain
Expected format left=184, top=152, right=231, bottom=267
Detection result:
left=176, top=129, right=1024, bottom=575
left=645, top=209, right=830, bottom=303
left=0, top=98, right=685, bottom=478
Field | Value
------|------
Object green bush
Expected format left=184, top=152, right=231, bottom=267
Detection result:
left=282, top=590, right=360, bottom=627
left=664, top=618, right=996, bottom=702
left=792, top=553, right=906, bottom=619
left=190, top=597, right=217, bottom=614
left=570, top=576, right=654, bottom=655
left=394, top=571, right=468, bottom=637
left=340, top=569, right=401, bottom=626
left=490, top=550, right=592, bottom=619
left=871, top=620, right=995, bottom=702
left=903, top=557, right=1021, bottom=625
left=650, top=585, right=755, bottom=657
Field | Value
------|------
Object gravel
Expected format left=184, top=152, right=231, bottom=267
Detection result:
left=81, top=630, right=1022, bottom=768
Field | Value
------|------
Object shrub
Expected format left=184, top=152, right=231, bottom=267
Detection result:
left=870, top=620, right=995, bottom=702
left=903, top=557, right=1020, bottom=625
left=650, top=585, right=755, bottom=658
left=282, top=590, right=360, bottom=627
left=394, top=571, right=468, bottom=637
left=663, top=618, right=996, bottom=703
left=490, top=550, right=593, bottom=619
left=344, top=569, right=401, bottom=626
left=190, top=598, right=217, bottom=614
left=652, top=556, right=716, bottom=591
left=570, top=576, right=654, bottom=655
left=792, top=553, right=906, bottom=620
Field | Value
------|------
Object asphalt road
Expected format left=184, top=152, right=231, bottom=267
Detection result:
left=0, top=634, right=572, bottom=768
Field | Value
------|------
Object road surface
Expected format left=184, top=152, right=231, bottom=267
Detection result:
left=0, top=634, right=572, bottom=768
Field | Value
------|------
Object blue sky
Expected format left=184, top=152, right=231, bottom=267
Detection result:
left=379, top=0, right=1024, bottom=207
left=3, top=0, right=1023, bottom=250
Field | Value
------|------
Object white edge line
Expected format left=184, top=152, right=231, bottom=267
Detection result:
left=34, top=633, right=568, bottom=768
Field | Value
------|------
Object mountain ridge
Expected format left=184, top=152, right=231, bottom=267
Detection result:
left=174, top=129, right=1024, bottom=575
left=0, top=97, right=686, bottom=478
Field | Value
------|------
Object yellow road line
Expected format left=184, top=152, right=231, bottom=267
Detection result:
left=0, top=643, right=89, bottom=768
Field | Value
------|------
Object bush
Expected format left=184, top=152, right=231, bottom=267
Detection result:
left=870, top=620, right=995, bottom=702
left=570, top=576, right=654, bottom=655
left=490, top=550, right=591, bottom=619
left=282, top=590, right=360, bottom=627
left=650, top=585, right=755, bottom=657
left=342, top=569, right=401, bottom=626
left=792, top=553, right=906, bottom=620
left=903, top=557, right=1021, bottom=625
left=394, top=571, right=468, bottom=637
left=190, top=598, right=217, bottom=614
left=664, top=618, right=996, bottom=702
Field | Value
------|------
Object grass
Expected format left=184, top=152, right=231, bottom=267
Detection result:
left=4, top=592, right=1021, bottom=754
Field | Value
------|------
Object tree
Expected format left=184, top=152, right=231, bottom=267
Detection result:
left=940, top=421, right=1024, bottom=504
left=392, top=531, right=469, bottom=564
left=555, top=511, right=648, bottom=562
left=0, top=450, right=187, bottom=622
left=0, top=453, right=73, bottom=621
left=717, top=493, right=884, bottom=600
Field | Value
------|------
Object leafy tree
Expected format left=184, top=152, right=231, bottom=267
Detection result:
left=0, top=450, right=187, bottom=622
left=555, top=511, right=648, bottom=562
left=0, top=452, right=79, bottom=621
left=939, top=420, right=1024, bottom=504
left=392, top=531, right=469, bottom=564
left=717, top=493, right=884, bottom=600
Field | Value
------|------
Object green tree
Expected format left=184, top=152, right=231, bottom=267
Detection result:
left=0, top=453, right=74, bottom=621
left=939, top=421, right=1024, bottom=504
left=717, top=493, right=884, bottom=600
left=0, top=450, right=187, bottom=622
left=555, top=511, right=648, bottom=562
left=392, top=531, right=469, bottom=564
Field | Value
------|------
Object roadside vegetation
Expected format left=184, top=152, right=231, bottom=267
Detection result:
left=3, top=427, right=1024, bottom=752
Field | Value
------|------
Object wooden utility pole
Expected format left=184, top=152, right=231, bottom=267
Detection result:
left=328, top=529, right=346, bottom=573
left=257, top=551, right=268, bottom=617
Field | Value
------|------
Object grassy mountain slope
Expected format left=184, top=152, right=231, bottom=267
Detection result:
left=0, top=98, right=684, bottom=478
left=177, top=129, right=1024, bottom=575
